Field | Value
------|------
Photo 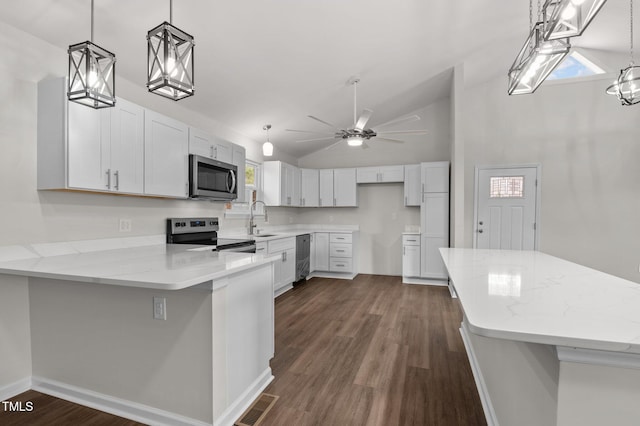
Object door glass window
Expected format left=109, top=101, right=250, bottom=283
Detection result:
left=490, top=176, right=524, bottom=198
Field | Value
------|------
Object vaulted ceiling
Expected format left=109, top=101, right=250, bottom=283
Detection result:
left=0, top=1, right=630, bottom=157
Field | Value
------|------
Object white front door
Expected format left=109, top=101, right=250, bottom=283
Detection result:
left=475, top=166, right=539, bottom=250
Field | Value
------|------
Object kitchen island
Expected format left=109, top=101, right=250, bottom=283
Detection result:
left=440, top=248, right=640, bottom=426
left=0, top=241, right=279, bottom=426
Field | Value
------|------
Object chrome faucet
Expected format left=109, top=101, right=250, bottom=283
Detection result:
left=248, top=200, right=268, bottom=235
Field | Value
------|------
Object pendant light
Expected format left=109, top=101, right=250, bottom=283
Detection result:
left=606, top=0, right=640, bottom=105
left=147, top=0, right=195, bottom=100
left=542, top=0, right=608, bottom=40
left=508, top=0, right=571, bottom=95
left=263, top=124, right=274, bottom=156
left=67, top=0, right=116, bottom=109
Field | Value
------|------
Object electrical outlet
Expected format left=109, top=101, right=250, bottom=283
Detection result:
left=119, top=218, right=132, bottom=232
left=153, top=297, right=166, bottom=320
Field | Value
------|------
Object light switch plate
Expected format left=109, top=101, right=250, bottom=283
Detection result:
left=153, top=297, right=166, bottom=320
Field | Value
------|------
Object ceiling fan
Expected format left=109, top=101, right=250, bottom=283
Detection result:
left=286, top=76, right=428, bottom=149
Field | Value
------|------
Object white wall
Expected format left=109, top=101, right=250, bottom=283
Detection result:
left=296, top=100, right=451, bottom=275
left=462, top=74, right=640, bottom=283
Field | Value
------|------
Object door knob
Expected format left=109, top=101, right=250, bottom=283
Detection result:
left=478, top=229, right=483, bottom=233
left=479, top=221, right=483, bottom=225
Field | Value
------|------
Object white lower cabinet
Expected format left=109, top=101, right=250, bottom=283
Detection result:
left=402, top=234, right=421, bottom=278
left=311, top=232, right=357, bottom=278
left=268, top=237, right=296, bottom=297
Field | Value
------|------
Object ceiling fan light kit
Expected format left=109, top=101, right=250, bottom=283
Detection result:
left=508, top=0, right=607, bottom=95
left=147, top=0, right=195, bottom=101
left=67, top=0, right=116, bottom=109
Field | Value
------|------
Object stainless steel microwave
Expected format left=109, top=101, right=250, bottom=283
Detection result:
left=188, top=154, right=238, bottom=200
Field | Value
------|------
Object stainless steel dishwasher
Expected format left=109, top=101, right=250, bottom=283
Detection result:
left=295, top=234, right=311, bottom=282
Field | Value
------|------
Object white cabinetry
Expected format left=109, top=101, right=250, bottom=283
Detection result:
left=263, top=161, right=300, bottom=207
left=144, top=110, right=189, bottom=198
left=404, top=164, right=421, bottom=206
left=232, top=145, right=246, bottom=203
left=300, top=169, right=319, bottom=207
left=37, top=78, right=144, bottom=195
left=402, top=234, right=421, bottom=279
left=356, top=165, right=404, bottom=183
left=333, top=168, right=358, bottom=207
left=268, top=237, right=296, bottom=297
left=420, top=162, right=450, bottom=281
left=188, top=128, right=233, bottom=163
left=313, top=232, right=329, bottom=271
left=319, top=170, right=334, bottom=208
left=311, top=232, right=358, bottom=279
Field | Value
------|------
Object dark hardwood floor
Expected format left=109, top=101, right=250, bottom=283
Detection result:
left=0, top=275, right=485, bottom=426
left=261, top=275, right=486, bottom=426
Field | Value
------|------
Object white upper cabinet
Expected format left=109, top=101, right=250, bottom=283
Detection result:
left=421, top=161, right=449, bottom=193
left=110, top=99, right=144, bottom=194
left=319, top=169, right=334, bottom=208
left=300, top=169, right=319, bottom=207
left=144, top=110, right=189, bottom=198
left=356, top=165, right=404, bottom=183
left=232, top=145, right=246, bottom=203
left=263, top=161, right=300, bottom=207
left=188, top=128, right=233, bottom=163
left=333, top=168, right=357, bottom=207
left=37, top=78, right=144, bottom=195
left=404, top=164, right=421, bottom=206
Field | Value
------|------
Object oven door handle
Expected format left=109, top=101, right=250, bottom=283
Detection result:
left=228, top=170, right=237, bottom=194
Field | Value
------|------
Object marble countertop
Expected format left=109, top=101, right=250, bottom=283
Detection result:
left=0, top=244, right=279, bottom=290
left=440, top=248, right=640, bottom=353
left=222, top=226, right=358, bottom=242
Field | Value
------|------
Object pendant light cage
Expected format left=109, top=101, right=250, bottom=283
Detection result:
left=508, top=22, right=571, bottom=95
left=67, top=0, right=116, bottom=108
left=147, top=1, right=195, bottom=102
left=542, top=0, right=609, bottom=40
left=606, top=0, right=640, bottom=105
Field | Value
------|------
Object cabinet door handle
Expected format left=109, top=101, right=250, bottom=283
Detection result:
left=210, top=145, right=215, bottom=158
left=334, top=197, right=336, bottom=206
left=403, top=247, right=406, bottom=255
left=405, top=196, right=408, bottom=205
left=407, top=239, right=417, bottom=242
left=422, top=183, right=424, bottom=193
left=282, top=251, right=287, bottom=261
left=256, top=247, right=265, bottom=252
left=185, top=182, right=189, bottom=196
left=114, top=170, right=119, bottom=190
left=105, top=169, right=111, bottom=189
left=213, top=146, right=217, bottom=158
left=319, top=198, right=322, bottom=206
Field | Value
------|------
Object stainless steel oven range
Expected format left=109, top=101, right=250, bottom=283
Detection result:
left=166, top=217, right=256, bottom=253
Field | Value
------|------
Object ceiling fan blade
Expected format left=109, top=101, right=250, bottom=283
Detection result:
left=308, top=115, right=341, bottom=130
left=377, top=129, right=428, bottom=135
left=286, top=129, right=335, bottom=136
left=323, top=140, right=344, bottom=150
left=375, top=137, right=404, bottom=143
left=295, top=136, right=337, bottom=143
left=354, top=109, right=373, bottom=131
left=374, top=114, right=421, bottom=129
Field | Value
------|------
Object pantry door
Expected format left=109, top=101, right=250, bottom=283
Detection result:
left=474, top=165, right=540, bottom=250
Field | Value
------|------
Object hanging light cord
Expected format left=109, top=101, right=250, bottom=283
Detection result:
left=90, top=0, right=94, bottom=42
left=631, top=0, right=635, bottom=65
left=170, top=0, right=173, bottom=25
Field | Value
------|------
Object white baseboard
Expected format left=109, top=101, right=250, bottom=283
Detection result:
left=0, top=377, right=31, bottom=401
left=308, top=272, right=357, bottom=280
left=214, top=367, right=274, bottom=426
left=459, top=323, right=498, bottom=426
left=274, top=283, right=293, bottom=298
left=31, top=376, right=210, bottom=426
left=402, top=276, right=448, bottom=286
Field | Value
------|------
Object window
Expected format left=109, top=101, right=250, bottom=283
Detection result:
left=224, top=160, right=263, bottom=218
left=547, top=50, right=606, bottom=81
left=490, top=176, right=524, bottom=198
